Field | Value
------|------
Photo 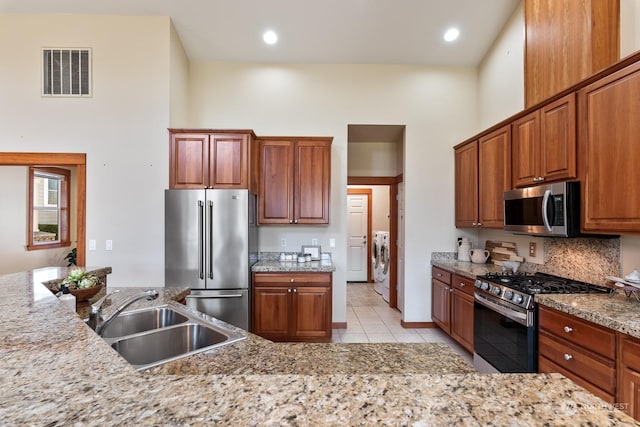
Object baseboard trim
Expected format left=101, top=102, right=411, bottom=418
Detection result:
left=332, top=322, right=347, bottom=329
left=400, top=321, right=437, bottom=328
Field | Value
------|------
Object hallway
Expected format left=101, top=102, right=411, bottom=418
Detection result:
left=333, top=282, right=473, bottom=366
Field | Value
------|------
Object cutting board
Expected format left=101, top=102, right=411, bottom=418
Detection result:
left=485, top=240, right=524, bottom=264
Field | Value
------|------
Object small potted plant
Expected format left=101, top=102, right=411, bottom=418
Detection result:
left=60, top=268, right=102, bottom=301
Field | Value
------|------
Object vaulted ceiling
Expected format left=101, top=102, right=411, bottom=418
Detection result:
left=0, top=0, right=520, bottom=66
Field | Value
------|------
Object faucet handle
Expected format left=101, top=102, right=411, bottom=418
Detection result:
left=90, top=289, right=120, bottom=314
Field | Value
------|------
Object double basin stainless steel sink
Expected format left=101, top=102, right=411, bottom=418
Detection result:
left=97, top=304, right=245, bottom=370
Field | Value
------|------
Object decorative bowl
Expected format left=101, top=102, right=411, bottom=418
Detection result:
left=69, top=284, right=103, bottom=302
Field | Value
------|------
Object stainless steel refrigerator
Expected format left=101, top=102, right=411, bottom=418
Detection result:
left=164, top=189, right=258, bottom=330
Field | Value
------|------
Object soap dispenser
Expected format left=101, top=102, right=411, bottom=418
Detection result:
left=59, top=284, right=76, bottom=312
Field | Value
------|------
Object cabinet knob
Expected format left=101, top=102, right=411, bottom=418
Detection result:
left=472, top=222, right=477, bottom=226
left=289, top=219, right=293, bottom=224
left=290, top=278, right=295, bottom=282
left=563, top=353, right=573, bottom=361
left=437, top=273, right=442, bottom=277
left=476, top=222, right=482, bottom=227
left=449, top=288, right=454, bottom=293
left=533, top=177, right=539, bottom=182
left=294, top=220, right=298, bottom=224
left=288, top=288, right=292, bottom=293
left=459, top=282, right=465, bottom=287
left=538, top=177, right=544, bottom=182
left=293, top=288, right=297, bottom=293
left=563, top=326, right=573, bottom=333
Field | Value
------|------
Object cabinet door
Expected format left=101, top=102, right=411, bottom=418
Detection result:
left=512, top=110, right=540, bottom=188
left=478, top=125, right=511, bottom=228
left=454, top=141, right=478, bottom=228
left=579, top=62, right=640, bottom=233
left=169, top=133, right=209, bottom=189
left=252, top=287, right=290, bottom=338
left=294, top=140, right=331, bottom=224
left=431, top=279, right=451, bottom=333
left=292, top=286, right=331, bottom=339
left=259, top=140, right=294, bottom=224
left=450, top=290, right=474, bottom=353
left=620, top=367, right=640, bottom=420
left=540, top=93, right=576, bottom=183
left=210, top=133, right=248, bottom=188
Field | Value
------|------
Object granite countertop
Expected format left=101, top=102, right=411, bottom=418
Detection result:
left=536, top=292, right=640, bottom=339
left=431, top=258, right=504, bottom=280
left=2, top=267, right=638, bottom=425
left=252, top=259, right=336, bottom=273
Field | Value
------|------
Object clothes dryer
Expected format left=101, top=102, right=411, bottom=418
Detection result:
left=377, top=231, right=391, bottom=302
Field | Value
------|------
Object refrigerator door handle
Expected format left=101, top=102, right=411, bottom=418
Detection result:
left=187, top=294, right=244, bottom=299
left=208, top=200, right=214, bottom=280
left=198, top=200, right=205, bottom=279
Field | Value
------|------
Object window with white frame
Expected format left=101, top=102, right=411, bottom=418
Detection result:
left=42, top=48, right=91, bottom=96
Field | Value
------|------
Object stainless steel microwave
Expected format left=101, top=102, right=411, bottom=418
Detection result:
left=503, top=181, right=581, bottom=237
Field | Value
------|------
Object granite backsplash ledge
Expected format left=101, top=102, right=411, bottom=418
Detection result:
left=434, top=236, right=621, bottom=286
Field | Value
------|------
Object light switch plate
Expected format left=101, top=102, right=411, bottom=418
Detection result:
left=106, top=240, right=113, bottom=251
left=89, top=240, right=96, bottom=251
left=329, top=238, right=336, bottom=248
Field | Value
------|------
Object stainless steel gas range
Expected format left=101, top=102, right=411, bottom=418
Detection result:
left=472, top=272, right=609, bottom=374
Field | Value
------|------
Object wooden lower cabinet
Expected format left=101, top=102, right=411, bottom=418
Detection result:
left=431, top=267, right=473, bottom=353
left=618, top=333, right=640, bottom=420
left=538, top=306, right=616, bottom=403
left=252, top=272, right=332, bottom=342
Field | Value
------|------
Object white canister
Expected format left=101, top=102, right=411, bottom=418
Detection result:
left=458, top=238, right=471, bottom=262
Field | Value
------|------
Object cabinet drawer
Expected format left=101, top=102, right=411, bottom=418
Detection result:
left=451, top=274, right=474, bottom=296
left=539, top=306, right=615, bottom=359
left=539, top=355, right=614, bottom=404
left=621, top=334, right=640, bottom=372
left=539, top=331, right=615, bottom=394
left=254, top=272, right=332, bottom=285
left=432, top=267, right=451, bottom=285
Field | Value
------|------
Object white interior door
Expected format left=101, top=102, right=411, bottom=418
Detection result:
left=347, top=194, right=368, bottom=281
left=397, top=182, right=405, bottom=313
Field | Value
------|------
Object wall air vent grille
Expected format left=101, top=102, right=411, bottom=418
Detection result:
left=42, top=48, right=91, bottom=96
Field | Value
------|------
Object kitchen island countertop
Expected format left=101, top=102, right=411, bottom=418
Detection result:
left=252, top=259, right=336, bottom=272
left=2, top=266, right=638, bottom=426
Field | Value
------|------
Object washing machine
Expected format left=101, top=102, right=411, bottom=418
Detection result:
left=377, top=231, right=391, bottom=302
left=372, top=231, right=383, bottom=294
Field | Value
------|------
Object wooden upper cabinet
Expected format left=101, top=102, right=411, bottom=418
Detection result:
left=259, top=140, right=294, bottom=223
left=169, top=133, right=210, bottom=189
left=524, top=0, right=619, bottom=107
left=294, top=140, right=331, bottom=224
left=478, top=125, right=511, bottom=228
left=454, top=141, right=479, bottom=228
left=259, top=138, right=331, bottom=225
left=169, top=130, right=254, bottom=191
left=579, top=61, right=640, bottom=233
left=512, top=93, right=577, bottom=187
left=209, top=133, right=249, bottom=188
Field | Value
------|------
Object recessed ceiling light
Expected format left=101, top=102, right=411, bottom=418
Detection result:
left=263, top=30, right=278, bottom=45
left=443, top=28, right=460, bottom=42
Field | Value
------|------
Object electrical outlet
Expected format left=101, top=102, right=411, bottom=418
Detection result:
left=281, top=238, right=286, bottom=247
left=312, top=238, right=318, bottom=246
left=329, top=238, right=336, bottom=248
left=529, top=242, right=536, bottom=257
left=106, top=240, right=113, bottom=251
left=89, top=240, right=96, bottom=251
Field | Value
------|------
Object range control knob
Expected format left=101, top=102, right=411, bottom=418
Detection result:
left=474, top=279, right=482, bottom=288
left=481, top=281, right=490, bottom=291
left=492, top=286, right=502, bottom=296
left=512, top=293, right=523, bottom=304
left=504, top=290, right=513, bottom=300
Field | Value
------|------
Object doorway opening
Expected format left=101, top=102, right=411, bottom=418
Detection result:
left=0, top=153, right=87, bottom=269
left=346, top=124, right=405, bottom=316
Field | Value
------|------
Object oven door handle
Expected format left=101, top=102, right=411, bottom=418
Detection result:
left=474, top=293, right=528, bottom=326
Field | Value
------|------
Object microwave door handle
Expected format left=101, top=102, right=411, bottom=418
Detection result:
left=542, top=190, right=553, bottom=232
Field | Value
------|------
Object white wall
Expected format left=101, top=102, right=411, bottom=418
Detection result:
left=621, top=0, right=640, bottom=58
left=0, top=15, right=172, bottom=285
left=348, top=142, right=398, bottom=177
left=189, top=62, right=479, bottom=323
left=169, top=21, right=190, bottom=127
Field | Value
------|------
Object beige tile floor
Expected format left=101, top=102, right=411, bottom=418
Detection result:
left=334, top=282, right=474, bottom=367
